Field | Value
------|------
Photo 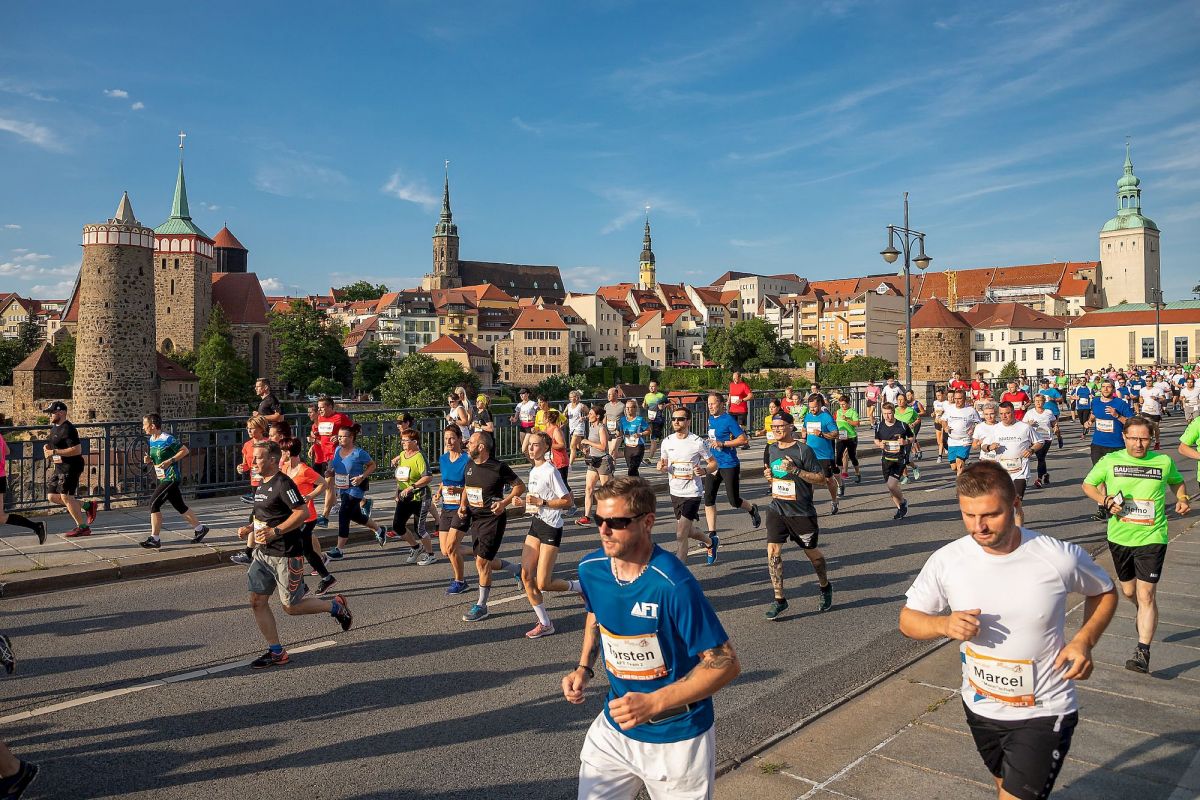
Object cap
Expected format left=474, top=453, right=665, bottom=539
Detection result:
left=43, top=401, right=68, bottom=413
left=771, top=411, right=794, bottom=425
left=397, top=412, right=414, bottom=424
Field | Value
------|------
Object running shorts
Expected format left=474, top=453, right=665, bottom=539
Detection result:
left=1076, top=409, right=1091, bottom=425
left=765, top=512, right=819, bottom=549
left=946, top=445, right=971, bottom=464
left=48, top=463, right=83, bottom=495
left=703, top=467, right=742, bottom=508
left=1088, top=444, right=1122, bottom=465
left=150, top=480, right=189, bottom=515
left=1108, top=541, right=1167, bottom=583
left=578, top=713, right=715, bottom=800
left=468, top=512, right=506, bottom=561
left=437, top=507, right=464, bottom=533
left=529, top=517, right=563, bottom=548
left=671, top=495, right=701, bottom=522
left=882, top=459, right=907, bottom=481
left=1013, top=478, right=1027, bottom=499
left=0, top=476, right=7, bottom=495
left=247, top=550, right=307, bottom=606
left=313, top=460, right=328, bottom=476
left=817, top=459, right=836, bottom=478
left=964, top=701, right=1077, bottom=800
left=587, top=455, right=615, bottom=476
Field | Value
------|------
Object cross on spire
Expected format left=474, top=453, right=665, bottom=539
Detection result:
left=178, top=130, right=186, bottom=152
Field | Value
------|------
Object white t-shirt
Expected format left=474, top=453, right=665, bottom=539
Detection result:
left=658, top=433, right=711, bottom=498
left=1139, top=386, right=1164, bottom=416
left=882, top=384, right=904, bottom=404
left=991, top=421, right=1037, bottom=481
left=942, top=405, right=981, bottom=447
left=516, top=400, right=538, bottom=424
left=525, top=461, right=570, bottom=528
left=905, top=530, right=1113, bottom=721
left=933, top=399, right=950, bottom=420
left=1154, top=379, right=1172, bottom=397
left=972, top=422, right=1001, bottom=461
left=565, top=402, right=587, bottom=436
left=1182, top=385, right=1200, bottom=409
left=1023, top=409, right=1055, bottom=442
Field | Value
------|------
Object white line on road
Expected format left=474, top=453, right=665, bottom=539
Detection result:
left=0, top=640, right=337, bottom=725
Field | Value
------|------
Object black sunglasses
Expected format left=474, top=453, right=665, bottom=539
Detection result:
left=671, top=416, right=689, bottom=422
left=595, top=512, right=648, bottom=530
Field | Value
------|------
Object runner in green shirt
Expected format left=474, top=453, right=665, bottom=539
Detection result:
left=642, top=380, right=669, bottom=458
left=1082, top=416, right=1189, bottom=674
left=894, top=394, right=922, bottom=479
left=834, top=395, right=861, bottom=485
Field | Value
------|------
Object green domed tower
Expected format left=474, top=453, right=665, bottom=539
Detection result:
left=1099, top=141, right=1160, bottom=306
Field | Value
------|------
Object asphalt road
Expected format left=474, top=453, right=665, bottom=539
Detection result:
left=4, top=416, right=1187, bottom=799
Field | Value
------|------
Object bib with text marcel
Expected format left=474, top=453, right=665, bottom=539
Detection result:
left=964, top=645, right=1035, bottom=707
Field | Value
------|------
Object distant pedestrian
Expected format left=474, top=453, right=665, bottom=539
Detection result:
left=0, top=417, right=46, bottom=544
left=139, top=413, right=209, bottom=549
left=253, top=378, right=284, bottom=425
left=42, top=402, right=97, bottom=537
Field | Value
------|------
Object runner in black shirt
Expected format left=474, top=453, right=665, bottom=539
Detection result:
left=458, top=432, right=526, bottom=623
left=253, top=378, right=284, bottom=425
left=873, top=402, right=915, bottom=520
left=238, top=440, right=353, bottom=669
left=42, top=402, right=97, bottom=537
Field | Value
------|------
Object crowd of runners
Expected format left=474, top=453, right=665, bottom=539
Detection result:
left=0, top=363, right=1197, bottom=799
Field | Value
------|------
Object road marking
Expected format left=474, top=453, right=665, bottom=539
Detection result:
left=0, top=640, right=337, bottom=725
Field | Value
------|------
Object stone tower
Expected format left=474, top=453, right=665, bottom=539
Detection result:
left=154, top=134, right=214, bottom=353
left=73, top=193, right=160, bottom=422
left=638, top=212, right=656, bottom=291
left=1099, top=141, right=1160, bottom=306
left=902, top=298, right=971, bottom=381
left=423, top=163, right=462, bottom=291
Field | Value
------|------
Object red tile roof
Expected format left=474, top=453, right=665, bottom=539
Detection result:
left=212, top=272, right=270, bottom=325
left=959, top=302, right=1066, bottom=330
left=511, top=307, right=568, bottom=331
left=420, top=334, right=491, bottom=358
left=662, top=309, right=686, bottom=325
left=910, top=298, right=970, bottom=329
left=156, top=352, right=199, bottom=381
left=1073, top=307, right=1200, bottom=328
left=213, top=226, right=247, bottom=251
left=465, top=283, right=518, bottom=304
left=631, top=310, right=661, bottom=329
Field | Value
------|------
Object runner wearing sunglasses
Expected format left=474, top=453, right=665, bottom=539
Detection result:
left=656, top=407, right=719, bottom=567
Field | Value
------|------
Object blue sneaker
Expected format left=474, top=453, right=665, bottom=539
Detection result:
left=362, top=499, right=374, bottom=518
left=462, top=603, right=489, bottom=622
left=374, top=529, right=387, bottom=547
left=512, top=568, right=525, bottom=593
left=316, top=515, right=329, bottom=527
left=326, top=547, right=345, bottom=560
left=706, top=534, right=720, bottom=566
left=446, top=579, right=469, bottom=595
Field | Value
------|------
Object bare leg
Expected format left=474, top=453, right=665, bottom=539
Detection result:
left=767, top=542, right=785, bottom=599
left=536, top=544, right=569, bottom=593
left=522, top=538, right=542, bottom=607
left=1135, top=580, right=1159, bottom=645
left=442, top=528, right=467, bottom=581
left=0, top=741, right=20, bottom=778
left=804, top=547, right=829, bottom=587
left=150, top=511, right=164, bottom=538
left=250, top=592, right=281, bottom=646
left=886, top=476, right=903, bottom=507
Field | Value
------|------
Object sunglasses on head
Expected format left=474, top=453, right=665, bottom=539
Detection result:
left=594, top=512, right=648, bottom=530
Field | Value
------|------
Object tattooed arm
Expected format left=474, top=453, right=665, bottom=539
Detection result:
left=562, top=613, right=600, bottom=704
left=607, top=641, right=741, bottom=730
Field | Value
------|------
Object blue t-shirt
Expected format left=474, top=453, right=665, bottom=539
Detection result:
left=617, top=415, right=648, bottom=447
left=578, top=544, right=728, bottom=744
left=706, top=413, right=744, bottom=469
left=330, top=446, right=372, bottom=499
left=1090, top=397, right=1133, bottom=448
left=801, top=411, right=837, bottom=461
left=439, top=451, right=468, bottom=509
left=1073, top=386, right=1092, bottom=409
left=1037, top=388, right=1062, bottom=416
left=1129, top=378, right=1145, bottom=393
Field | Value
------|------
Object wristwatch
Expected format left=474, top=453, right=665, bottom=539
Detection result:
left=576, top=664, right=595, bottom=679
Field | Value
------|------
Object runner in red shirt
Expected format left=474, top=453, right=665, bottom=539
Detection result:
left=282, top=438, right=336, bottom=595
left=969, top=372, right=992, bottom=411
left=310, top=396, right=353, bottom=526
left=948, top=371, right=969, bottom=393
left=728, top=371, right=754, bottom=449
left=999, top=379, right=1031, bottom=421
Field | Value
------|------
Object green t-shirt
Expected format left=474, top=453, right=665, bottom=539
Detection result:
left=894, top=406, right=918, bottom=426
left=1055, top=375, right=1069, bottom=389
left=836, top=407, right=860, bottom=439
left=644, top=391, right=666, bottom=409
left=149, top=432, right=182, bottom=484
left=1084, top=449, right=1182, bottom=546
left=394, top=450, right=429, bottom=499
left=1181, top=418, right=1200, bottom=448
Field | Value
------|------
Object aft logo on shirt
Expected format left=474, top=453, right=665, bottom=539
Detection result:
left=630, top=601, right=659, bottom=619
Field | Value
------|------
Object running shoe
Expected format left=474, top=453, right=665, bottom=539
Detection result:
left=840, top=471, right=849, bottom=479
left=374, top=529, right=387, bottom=547
left=463, top=604, right=489, bottom=622
left=0, top=634, right=14, bottom=674
left=525, top=622, right=555, bottom=639
left=764, top=598, right=789, bottom=620
left=749, top=504, right=761, bottom=528
left=315, top=574, right=337, bottom=595
left=575, top=516, right=592, bottom=526
left=838, top=482, right=845, bottom=498
left=446, top=579, right=469, bottom=595
left=417, top=550, right=439, bottom=566
left=83, top=500, right=98, bottom=525
left=229, top=552, right=251, bottom=565
left=385, top=528, right=400, bottom=540
left=1032, top=479, right=1043, bottom=489
left=706, top=534, right=720, bottom=566
left=900, top=475, right=909, bottom=485
left=1125, top=648, right=1150, bottom=674
left=830, top=501, right=839, bottom=515
left=326, top=547, right=345, bottom=560
left=0, top=760, right=38, bottom=799
left=191, top=525, right=210, bottom=544
left=911, top=467, right=922, bottom=481
left=332, top=594, right=353, bottom=631
left=139, top=536, right=161, bottom=549
left=251, top=649, right=290, bottom=668
left=936, top=455, right=943, bottom=464
left=33, top=520, right=47, bottom=545
left=853, top=474, right=861, bottom=484
left=818, top=582, right=834, bottom=612
left=1057, top=435, right=1064, bottom=449
left=64, top=526, right=91, bottom=538
left=405, top=547, right=421, bottom=565
left=362, top=499, right=374, bottom=518
left=894, top=501, right=909, bottom=520
left=1041, top=474, right=1051, bottom=486
left=239, top=494, right=256, bottom=505
left=316, top=515, right=329, bottom=527
left=513, top=569, right=525, bottom=593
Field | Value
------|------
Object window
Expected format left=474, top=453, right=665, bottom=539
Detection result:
left=1036, top=348, right=1044, bottom=360
left=974, top=332, right=985, bottom=342
left=974, top=351, right=993, bottom=362
left=1080, top=339, right=1095, bottom=359
left=1021, top=348, right=1026, bottom=360
left=1175, top=337, right=1189, bottom=363
left=1053, top=347, right=1061, bottom=360
left=1141, top=337, right=1156, bottom=358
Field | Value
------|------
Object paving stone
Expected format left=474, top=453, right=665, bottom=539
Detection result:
left=824, top=751, right=995, bottom=800
left=1080, top=662, right=1200, bottom=711
left=714, top=759, right=815, bottom=800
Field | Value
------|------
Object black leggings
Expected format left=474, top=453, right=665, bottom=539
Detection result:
left=338, top=493, right=372, bottom=537
left=1033, top=443, right=1049, bottom=480
left=704, top=467, right=743, bottom=508
left=835, top=438, right=859, bottom=469
left=624, top=445, right=644, bottom=476
left=391, top=494, right=430, bottom=539
left=300, top=520, right=329, bottom=578
left=150, top=480, right=188, bottom=515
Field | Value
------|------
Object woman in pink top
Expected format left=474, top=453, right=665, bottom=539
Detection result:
left=0, top=418, right=47, bottom=543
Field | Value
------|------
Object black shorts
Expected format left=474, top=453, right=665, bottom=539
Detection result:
left=586, top=455, right=614, bottom=476
left=703, top=466, right=742, bottom=508
left=437, top=507, right=464, bottom=533
left=732, top=412, right=748, bottom=428
left=1089, top=444, right=1122, bottom=465
left=468, top=512, right=506, bottom=561
left=0, top=476, right=6, bottom=495
left=1013, top=478, right=1027, bottom=499
left=150, top=480, right=189, bottom=515
left=48, top=464, right=83, bottom=496
left=671, top=495, right=701, bottom=521
left=765, top=512, right=819, bottom=548
left=1144, top=413, right=1162, bottom=423
left=1108, top=541, right=1167, bottom=583
left=882, top=459, right=906, bottom=480
left=529, top=517, right=563, bottom=548
left=964, top=702, right=1077, bottom=800
left=313, top=460, right=328, bottom=476
left=817, top=459, right=836, bottom=478
left=1076, top=409, right=1091, bottom=424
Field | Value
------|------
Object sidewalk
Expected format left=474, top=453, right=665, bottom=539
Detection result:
left=715, top=521, right=1200, bottom=800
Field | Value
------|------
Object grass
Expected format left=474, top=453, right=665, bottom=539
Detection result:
left=758, top=760, right=788, bottom=775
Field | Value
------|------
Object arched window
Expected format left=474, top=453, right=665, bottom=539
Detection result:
left=162, top=338, right=174, bottom=353
left=251, top=332, right=262, bottom=376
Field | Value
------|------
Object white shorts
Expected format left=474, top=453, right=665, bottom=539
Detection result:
left=578, top=712, right=715, bottom=800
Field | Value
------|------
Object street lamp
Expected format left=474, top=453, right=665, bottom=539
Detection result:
left=1150, top=287, right=1165, bottom=366
left=880, top=191, right=932, bottom=389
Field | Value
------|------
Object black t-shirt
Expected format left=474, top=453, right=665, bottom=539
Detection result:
left=252, top=472, right=307, bottom=556
left=463, top=457, right=520, bottom=517
left=48, top=421, right=84, bottom=472
left=258, top=393, right=281, bottom=418
left=763, top=440, right=820, bottom=517
left=874, top=420, right=914, bottom=461
left=472, top=409, right=493, bottom=432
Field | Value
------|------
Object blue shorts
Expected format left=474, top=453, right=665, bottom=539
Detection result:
left=947, top=445, right=971, bottom=464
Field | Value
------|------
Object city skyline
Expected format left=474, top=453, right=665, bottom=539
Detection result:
left=2, top=1, right=1199, bottom=301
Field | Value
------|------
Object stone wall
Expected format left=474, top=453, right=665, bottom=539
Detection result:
left=902, top=327, right=971, bottom=381
left=501, top=329, right=569, bottom=388
left=228, top=323, right=277, bottom=385
left=161, top=378, right=199, bottom=419
left=154, top=250, right=213, bottom=353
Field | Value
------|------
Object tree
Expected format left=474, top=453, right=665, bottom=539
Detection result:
left=193, top=307, right=254, bottom=415
left=0, top=338, right=25, bottom=385
left=16, top=321, right=40, bottom=358
left=703, top=318, right=789, bottom=371
left=52, top=331, right=76, bottom=387
left=534, top=373, right=590, bottom=401
left=823, top=342, right=846, bottom=365
left=353, top=342, right=393, bottom=397
left=307, top=376, right=342, bottom=397
left=335, top=280, right=389, bottom=302
left=999, top=360, right=1020, bottom=379
left=168, top=348, right=199, bottom=374
left=378, top=354, right=477, bottom=408
left=268, top=300, right=352, bottom=394
left=568, top=350, right=587, bottom=375
left=790, top=342, right=819, bottom=368
left=819, top=356, right=893, bottom=387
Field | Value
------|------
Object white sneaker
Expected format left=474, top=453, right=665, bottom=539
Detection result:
left=417, top=550, right=439, bottom=566
left=405, top=547, right=421, bottom=564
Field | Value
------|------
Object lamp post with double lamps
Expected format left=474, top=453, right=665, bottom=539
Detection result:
left=1150, top=287, right=1165, bottom=366
left=880, top=192, right=933, bottom=389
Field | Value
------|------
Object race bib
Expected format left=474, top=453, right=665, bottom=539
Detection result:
left=771, top=479, right=796, bottom=501
left=525, top=494, right=540, bottom=515
left=251, top=517, right=270, bottom=546
left=707, top=428, right=717, bottom=441
left=467, top=486, right=485, bottom=507
left=317, top=421, right=335, bottom=436
left=964, top=645, right=1035, bottom=707
left=837, top=429, right=847, bottom=441
left=607, top=420, right=618, bottom=432
left=625, top=435, right=640, bottom=447
left=1095, top=418, right=1114, bottom=433
left=730, top=395, right=741, bottom=405
left=520, top=411, right=534, bottom=422
left=1119, top=497, right=1155, bottom=525
left=999, top=456, right=1022, bottom=473
left=442, top=486, right=462, bottom=505
left=154, top=466, right=166, bottom=480
left=395, top=466, right=411, bottom=481
left=805, top=421, right=822, bottom=436
left=647, top=409, right=657, bottom=420
left=52, top=454, right=62, bottom=464
left=884, top=441, right=902, bottom=453
left=600, top=626, right=668, bottom=681
left=250, top=469, right=262, bottom=482
left=1013, top=401, right=1024, bottom=411
left=671, top=461, right=695, bottom=479
left=334, top=473, right=349, bottom=489
left=766, top=430, right=777, bottom=443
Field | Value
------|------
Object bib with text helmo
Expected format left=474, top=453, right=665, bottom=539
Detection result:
left=964, top=645, right=1035, bottom=707
left=1119, top=497, right=1155, bottom=525
left=600, top=626, right=668, bottom=680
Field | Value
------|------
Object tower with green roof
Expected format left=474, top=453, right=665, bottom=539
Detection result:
left=424, top=162, right=462, bottom=291
left=1099, top=141, right=1160, bottom=306
left=153, top=132, right=214, bottom=353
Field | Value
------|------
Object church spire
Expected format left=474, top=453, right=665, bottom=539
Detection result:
left=434, top=159, right=458, bottom=237
left=170, top=130, right=192, bottom=220
left=638, top=207, right=656, bottom=290
left=640, top=208, right=655, bottom=265
left=1101, top=138, right=1157, bottom=233
left=113, top=191, right=138, bottom=225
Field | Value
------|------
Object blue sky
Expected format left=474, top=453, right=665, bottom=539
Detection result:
left=2, top=1, right=1198, bottom=302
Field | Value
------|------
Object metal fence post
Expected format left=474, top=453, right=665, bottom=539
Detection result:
left=102, top=423, right=112, bottom=511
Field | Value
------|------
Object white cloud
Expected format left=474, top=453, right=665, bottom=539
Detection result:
left=259, top=277, right=296, bottom=293
left=560, top=266, right=612, bottom=291
left=130, top=101, right=144, bottom=111
left=381, top=170, right=439, bottom=209
left=596, top=188, right=698, bottom=235
left=0, top=116, right=63, bottom=151
left=0, top=79, right=56, bottom=102
left=13, top=252, right=51, bottom=263
left=103, top=89, right=129, bottom=99
left=253, top=158, right=350, bottom=199
left=0, top=260, right=72, bottom=279
left=199, top=201, right=221, bottom=212
left=30, top=279, right=76, bottom=297
left=729, top=237, right=786, bottom=248
left=4, top=224, right=20, bottom=230
left=512, top=116, right=541, bottom=135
